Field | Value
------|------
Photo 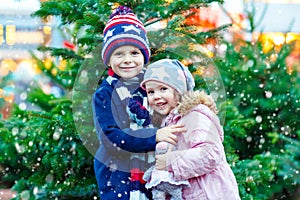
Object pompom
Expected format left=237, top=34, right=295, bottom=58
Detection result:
left=128, top=99, right=151, bottom=126
left=110, top=6, right=133, bottom=18
left=127, top=87, right=151, bottom=127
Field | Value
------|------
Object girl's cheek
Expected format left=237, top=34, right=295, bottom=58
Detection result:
left=147, top=98, right=153, bottom=105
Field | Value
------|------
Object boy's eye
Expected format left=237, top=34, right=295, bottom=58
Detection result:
left=113, top=52, right=122, bottom=56
left=131, top=51, right=141, bottom=56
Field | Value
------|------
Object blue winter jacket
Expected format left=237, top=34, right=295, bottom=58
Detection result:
left=92, top=76, right=157, bottom=200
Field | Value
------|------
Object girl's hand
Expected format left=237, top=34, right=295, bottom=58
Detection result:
left=156, top=124, right=186, bottom=145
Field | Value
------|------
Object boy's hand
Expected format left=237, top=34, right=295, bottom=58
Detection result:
left=156, top=124, right=186, bottom=145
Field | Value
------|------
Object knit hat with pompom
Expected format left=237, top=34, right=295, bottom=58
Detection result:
left=101, top=6, right=151, bottom=66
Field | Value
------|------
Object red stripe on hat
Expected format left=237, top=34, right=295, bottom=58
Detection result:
left=110, top=13, right=143, bottom=25
left=104, top=15, right=145, bottom=32
left=106, top=18, right=144, bottom=29
left=104, top=22, right=146, bottom=35
left=104, top=20, right=146, bottom=34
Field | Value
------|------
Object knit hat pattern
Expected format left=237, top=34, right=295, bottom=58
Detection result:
left=141, top=59, right=195, bottom=95
left=101, top=6, right=151, bottom=66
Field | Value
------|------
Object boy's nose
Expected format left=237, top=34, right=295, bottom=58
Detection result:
left=123, top=54, right=132, bottom=63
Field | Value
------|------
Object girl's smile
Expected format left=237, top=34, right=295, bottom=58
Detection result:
left=145, top=81, right=179, bottom=116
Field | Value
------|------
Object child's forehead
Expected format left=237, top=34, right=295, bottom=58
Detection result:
left=113, top=45, right=141, bottom=51
left=145, top=80, right=173, bottom=89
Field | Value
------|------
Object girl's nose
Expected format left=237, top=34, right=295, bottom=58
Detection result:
left=153, top=92, right=161, bottom=100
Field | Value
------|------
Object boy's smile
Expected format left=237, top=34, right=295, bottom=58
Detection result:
left=108, top=45, right=144, bottom=79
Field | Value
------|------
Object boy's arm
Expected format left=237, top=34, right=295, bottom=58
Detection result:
left=92, top=88, right=157, bottom=153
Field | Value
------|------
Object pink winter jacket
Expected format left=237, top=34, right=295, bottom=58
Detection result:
left=165, top=91, right=240, bottom=200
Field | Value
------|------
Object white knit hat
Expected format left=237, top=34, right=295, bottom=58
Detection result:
left=141, top=59, right=195, bottom=94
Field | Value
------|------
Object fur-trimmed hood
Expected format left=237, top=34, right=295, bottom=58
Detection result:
left=176, top=90, right=218, bottom=116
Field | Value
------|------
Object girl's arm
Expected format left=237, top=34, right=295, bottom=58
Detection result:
left=166, top=110, right=224, bottom=180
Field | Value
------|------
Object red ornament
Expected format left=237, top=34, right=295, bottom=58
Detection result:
left=184, top=8, right=217, bottom=29
left=63, top=40, right=76, bottom=51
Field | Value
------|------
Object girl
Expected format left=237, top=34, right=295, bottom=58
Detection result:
left=140, top=59, right=240, bottom=199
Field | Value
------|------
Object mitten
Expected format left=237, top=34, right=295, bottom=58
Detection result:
left=156, top=141, right=175, bottom=155
left=142, top=165, right=155, bottom=182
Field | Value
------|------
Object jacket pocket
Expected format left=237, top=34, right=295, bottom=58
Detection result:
left=183, top=178, right=208, bottom=200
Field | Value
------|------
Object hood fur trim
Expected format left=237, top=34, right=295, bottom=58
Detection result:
left=177, top=91, right=218, bottom=116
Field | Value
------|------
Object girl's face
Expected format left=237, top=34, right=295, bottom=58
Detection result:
left=108, top=45, right=144, bottom=79
left=145, top=81, right=179, bottom=116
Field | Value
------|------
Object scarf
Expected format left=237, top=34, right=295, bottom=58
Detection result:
left=106, top=70, right=153, bottom=200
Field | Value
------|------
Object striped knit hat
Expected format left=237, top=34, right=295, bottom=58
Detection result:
left=101, top=6, right=151, bottom=66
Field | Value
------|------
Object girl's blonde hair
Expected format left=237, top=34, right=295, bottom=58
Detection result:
left=177, top=90, right=218, bottom=115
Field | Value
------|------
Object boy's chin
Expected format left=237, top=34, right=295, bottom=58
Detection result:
left=119, top=72, right=139, bottom=79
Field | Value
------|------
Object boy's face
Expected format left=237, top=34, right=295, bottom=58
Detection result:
left=145, top=81, right=179, bottom=116
left=108, top=45, right=144, bottom=79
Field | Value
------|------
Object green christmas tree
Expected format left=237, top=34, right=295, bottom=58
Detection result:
left=0, top=0, right=299, bottom=199
left=214, top=8, right=300, bottom=198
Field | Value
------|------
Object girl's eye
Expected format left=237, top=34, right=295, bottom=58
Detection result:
left=147, top=90, right=154, bottom=95
left=161, top=87, right=168, bottom=92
